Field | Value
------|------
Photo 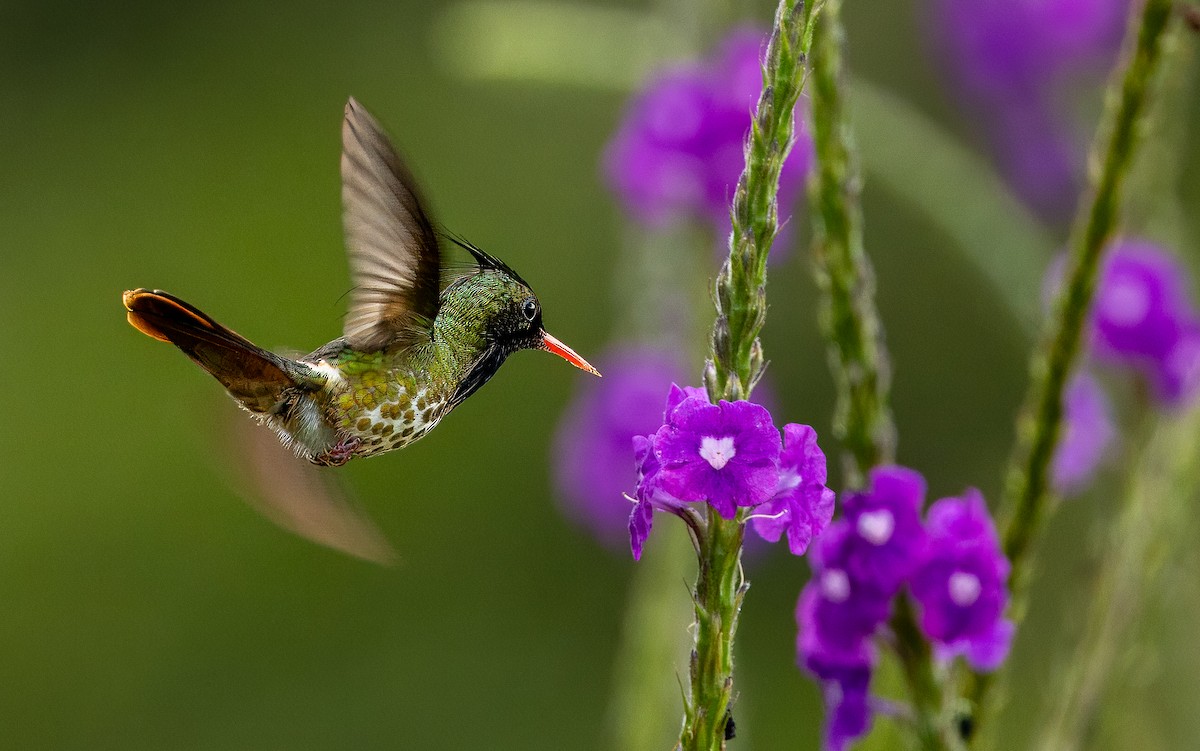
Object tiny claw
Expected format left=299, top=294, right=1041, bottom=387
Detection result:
left=313, top=436, right=362, bottom=467
left=540, top=331, right=601, bottom=377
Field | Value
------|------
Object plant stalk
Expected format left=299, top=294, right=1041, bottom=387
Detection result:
left=806, top=0, right=895, bottom=487
left=807, top=4, right=958, bottom=749
left=679, top=1, right=816, bottom=749
left=966, top=0, right=1180, bottom=741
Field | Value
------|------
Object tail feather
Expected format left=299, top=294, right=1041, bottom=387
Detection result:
left=123, top=289, right=319, bottom=413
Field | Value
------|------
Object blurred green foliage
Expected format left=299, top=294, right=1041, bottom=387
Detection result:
left=1, top=1, right=1198, bottom=749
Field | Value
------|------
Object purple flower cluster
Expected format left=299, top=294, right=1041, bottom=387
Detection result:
left=796, top=467, right=1012, bottom=750
left=1044, top=240, right=1200, bottom=495
left=930, top=0, right=1129, bottom=220
left=603, top=27, right=812, bottom=245
left=1088, top=241, right=1200, bottom=405
left=628, top=384, right=834, bottom=560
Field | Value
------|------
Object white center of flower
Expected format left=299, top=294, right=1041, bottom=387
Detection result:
left=948, top=571, right=982, bottom=607
left=1102, top=276, right=1150, bottom=326
left=820, top=569, right=851, bottom=603
left=699, top=436, right=737, bottom=470
left=856, top=509, right=895, bottom=545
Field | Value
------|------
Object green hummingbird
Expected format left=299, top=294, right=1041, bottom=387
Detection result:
left=124, top=97, right=600, bottom=469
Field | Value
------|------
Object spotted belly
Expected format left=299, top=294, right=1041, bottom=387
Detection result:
left=329, top=375, right=449, bottom=459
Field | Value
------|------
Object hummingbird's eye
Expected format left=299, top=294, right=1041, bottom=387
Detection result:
left=522, top=298, right=539, bottom=322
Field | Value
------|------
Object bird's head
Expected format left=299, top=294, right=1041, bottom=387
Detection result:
left=442, top=239, right=599, bottom=376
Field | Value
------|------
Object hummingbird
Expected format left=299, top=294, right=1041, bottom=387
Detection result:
left=124, top=97, right=600, bottom=470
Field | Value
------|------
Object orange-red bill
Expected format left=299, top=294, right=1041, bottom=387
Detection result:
left=541, top=331, right=601, bottom=376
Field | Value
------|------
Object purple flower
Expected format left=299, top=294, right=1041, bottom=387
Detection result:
left=1091, top=241, right=1193, bottom=364
left=935, top=618, right=1016, bottom=673
left=929, top=0, right=1129, bottom=221
left=553, top=346, right=685, bottom=546
left=839, top=466, right=929, bottom=594
left=1052, top=372, right=1115, bottom=494
left=796, top=547, right=880, bottom=751
left=910, top=490, right=1013, bottom=672
left=1044, top=240, right=1200, bottom=409
left=1087, top=240, right=1200, bottom=406
left=663, top=382, right=709, bottom=416
left=752, top=424, right=836, bottom=555
left=1152, top=317, right=1200, bottom=406
left=603, top=27, right=812, bottom=247
left=822, top=666, right=873, bottom=751
left=653, top=395, right=782, bottom=519
left=628, top=434, right=682, bottom=561
left=626, top=384, right=820, bottom=559
left=799, top=523, right=893, bottom=665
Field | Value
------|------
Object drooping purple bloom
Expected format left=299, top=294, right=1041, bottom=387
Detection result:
left=1044, top=240, right=1200, bottom=409
left=553, top=346, right=685, bottom=546
left=910, top=490, right=1013, bottom=672
left=752, top=424, right=836, bottom=555
left=653, top=395, right=782, bottom=519
left=839, top=466, right=929, bottom=594
left=929, top=0, right=1129, bottom=221
left=797, top=535, right=882, bottom=751
left=1152, top=316, right=1200, bottom=406
left=1090, top=241, right=1193, bottom=365
left=628, top=434, right=679, bottom=561
left=935, top=618, right=1016, bottom=673
left=1052, top=372, right=1115, bottom=494
left=799, top=523, right=893, bottom=665
left=603, top=27, right=812, bottom=247
left=822, top=665, right=873, bottom=751
left=1088, top=241, right=1200, bottom=406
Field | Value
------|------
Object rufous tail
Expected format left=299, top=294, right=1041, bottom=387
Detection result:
left=123, top=289, right=310, bottom=413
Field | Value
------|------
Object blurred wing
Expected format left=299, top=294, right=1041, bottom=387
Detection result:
left=226, top=410, right=397, bottom=566
left=341, top=97, right=441, bottom=350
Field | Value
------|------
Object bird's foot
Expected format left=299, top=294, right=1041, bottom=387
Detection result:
left=313, top=436, right=362, bottom=467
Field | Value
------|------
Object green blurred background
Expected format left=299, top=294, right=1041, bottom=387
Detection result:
left=2, top=0, right=1198, bottom=749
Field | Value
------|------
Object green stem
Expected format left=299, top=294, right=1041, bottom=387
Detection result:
left=807, top=4, right=956, bottom=749
left=678, top=2, right=816, bottom=749
left=967, top=0, right=1180, bottom=740
left=703, top=0, right=813, bottom=404
left=806, top=0, right=895, bottom=487
left=678, top=512, right=746, bottom=751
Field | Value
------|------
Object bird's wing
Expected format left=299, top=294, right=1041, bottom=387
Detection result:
left=340, top=97, right=441, bottom=351
left=226, top=406, right=397, bottom=566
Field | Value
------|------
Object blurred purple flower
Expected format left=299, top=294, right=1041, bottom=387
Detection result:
left=1152, top=317, right=1200, bottom=406
left=929, top=0, right=1129, bottom=220
left=798, top=525, right=886, bottom=751
left=800, top=523, right=893, bottom=664
left=1091, top=240, right=1192, bottom=364
left=603, top=27, right=812, bottom=248
left=935, top=618, right=1016, bottom=673
left=910, top=490, right=1013, bottom=671
left=1052, top=372, right=1115, bottom=494
left=752, top=423, right=836, bottom=555
left=1044, top=240, right=1200, bottom=409
left=797, top=470, right=1017, bottom=744
left=820, top=660, right=874, bottom=751
left=839, top=466, right=929, bottom=594
left=553, top=345, right=685, bottom=546
left=654, top=395, right=782, bottom=519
